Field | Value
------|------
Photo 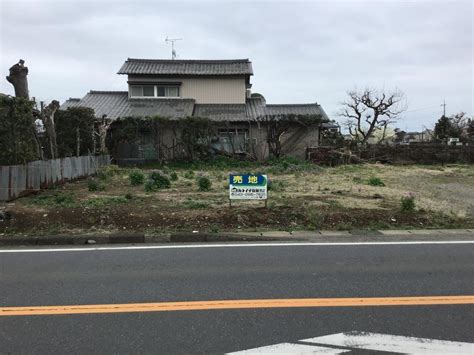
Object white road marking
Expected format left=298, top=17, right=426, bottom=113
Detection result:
left=0, top=240, right=473, bottom=253
left=302, top=331, right=474, bottom=354
left=229, top=342, right=349, bottom=354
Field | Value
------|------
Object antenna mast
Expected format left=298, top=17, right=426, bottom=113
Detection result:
left=165, top=37, right=183, bottom=60
left=441, top=99, right=447, bottom=117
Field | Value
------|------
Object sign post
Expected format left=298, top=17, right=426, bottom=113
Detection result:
left=229, top=174, right=268, bottom=207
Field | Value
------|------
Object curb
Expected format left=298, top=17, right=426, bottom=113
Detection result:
left=0, top=229, right=472, bottom=247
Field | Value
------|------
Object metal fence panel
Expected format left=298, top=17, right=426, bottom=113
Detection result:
left=0, top=155, right=110, bottom=201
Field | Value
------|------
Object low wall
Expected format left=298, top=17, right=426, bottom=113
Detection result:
left=0, top=155, right=110, bottom=201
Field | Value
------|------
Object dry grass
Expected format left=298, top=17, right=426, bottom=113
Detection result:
left=2, top=163, right=473, bottom=235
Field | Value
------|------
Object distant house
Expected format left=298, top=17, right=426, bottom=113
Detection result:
left=62, top=58, right=334, bottom=162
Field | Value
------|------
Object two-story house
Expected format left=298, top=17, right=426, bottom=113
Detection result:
left=62, top=58, right=334, bottom=162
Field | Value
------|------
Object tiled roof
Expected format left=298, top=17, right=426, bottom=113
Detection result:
left=193, top=104, right=247, bottom=122
left=61, top=91, right=194, bottom=120
left=117, top=58, right=253, bottom=76
left=61, top=92, right=330, bottom=123
left=265, top=104, right=330, bottom=120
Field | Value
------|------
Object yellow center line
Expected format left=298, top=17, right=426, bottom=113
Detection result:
left=1, top=295, right=473, bottom=317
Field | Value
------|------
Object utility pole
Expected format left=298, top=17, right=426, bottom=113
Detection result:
left=441, top=100, right=447, bottom=117
left=165, top=37, right=183, bottom=60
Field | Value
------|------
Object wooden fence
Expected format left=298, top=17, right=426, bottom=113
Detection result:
left=0, top=155, right=110, bottom=201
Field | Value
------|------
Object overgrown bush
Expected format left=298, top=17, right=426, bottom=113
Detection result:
left=97, top=165, right=121, bottom=180
left=368, top=177, right=385, bottom=186
left=401, top=193, right=416, bottom=212
left=197, top=176, right=212, bottom=191
left=145, top=172, right=171, bottom=192
left=129, top=169, right=145, bottom=186
left=0, top=96, right=37, bottom=165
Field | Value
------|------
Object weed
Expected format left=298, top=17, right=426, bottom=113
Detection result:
left=184, top=170, right=195, bottom=179
left=170, top=171, right=178, bottom=181
left=97, top=165, right=121, bottom=180
left=401, top=193, right=416, bottom=212
left=125, top=193, right=133, bottom=200
left=129, top=169, right=145, bottom=186
left=197, top=176, right=212, bottom=191
left=368, top=177, right=385, bottom=186
left=87, top=179, right=105, bottom=192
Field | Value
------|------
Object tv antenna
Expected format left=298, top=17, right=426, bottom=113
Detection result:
left=165, top=37, right=183, bottom=60
left=441, top=99, right=447, bottom=117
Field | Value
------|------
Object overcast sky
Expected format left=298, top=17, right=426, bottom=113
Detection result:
left=1, top=0, right=472, bottom=131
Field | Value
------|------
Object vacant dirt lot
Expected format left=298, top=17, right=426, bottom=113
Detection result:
left=1, top=162, right=473, bottom=236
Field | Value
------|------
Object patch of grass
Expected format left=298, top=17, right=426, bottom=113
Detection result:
left=268, top=179, right=286, bottom=191
left=31, top=192, right=76, bottom=208
left=82, top=196, right=128, bottom=208
left=129, top=169, right=145, bottom=186
left=368, top=177, right=385, bottom=187
left=197, top=176, right=212, bottom=191
left=183, top=200, right=210, bottom=209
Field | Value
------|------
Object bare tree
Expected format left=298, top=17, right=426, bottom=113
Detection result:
left=339, top=88, right=406, bottom=145
left=41, top=100, right=60, bottom=159
left=6, top=59, right=29, bottom=99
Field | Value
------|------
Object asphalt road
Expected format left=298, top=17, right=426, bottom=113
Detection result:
left=0, top=240, right=473, bottom=353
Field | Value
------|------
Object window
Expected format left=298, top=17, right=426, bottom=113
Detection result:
left=130, top=85, right=180, bottom=98
left=130, top=85, right=142, bottom=97
left=215, top=129, right=249, bottom=153
left=143, top=85, right=155, bottom=97
left=166, top=87, right=179, bottom=97
left=157, top=86, right=166, bottom=97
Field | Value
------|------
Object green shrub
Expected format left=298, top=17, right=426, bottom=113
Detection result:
left=368, top=177, right=385, bottom=187
left=87, top=179, right=105, bottom=192
left=144, top=179, right=158, bottom=193
left=145, top=172, right=171, bottom=192
left=184, top=170, right=195, bottom=179
left=197, top=176, right=212, bottom=191
left=401, top=193, right=416, bottom=212
left=170, top=171, right=178, bottom=181
left=129, top=169, right=145, bottom=186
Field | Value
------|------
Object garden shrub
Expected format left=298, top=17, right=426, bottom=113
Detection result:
left=368, top=177, right=385, bottom=186
left=197, top=176, right=212, bottom=191
left=129, top=169, right=145, bottom=186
